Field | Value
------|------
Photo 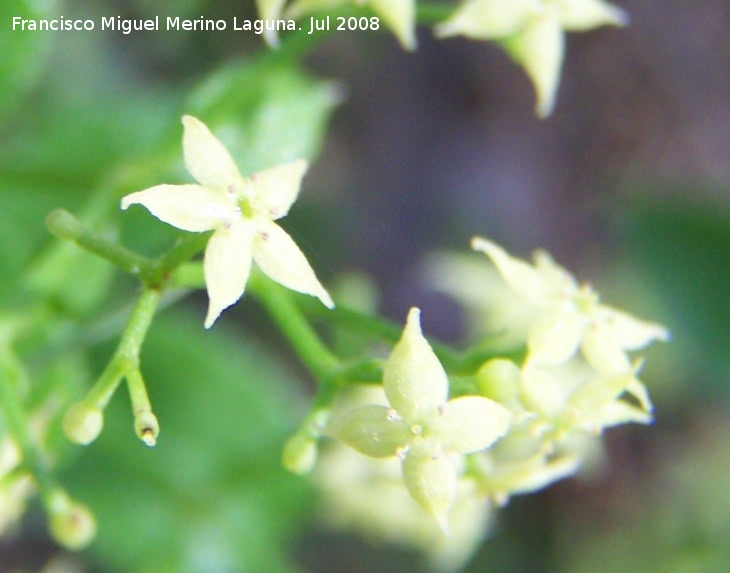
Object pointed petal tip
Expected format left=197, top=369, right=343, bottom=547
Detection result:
left=406, top=306, right=422, bottom=326
left=203, top=311, right=218, bottom=329
left=319, top=291, right=335, bottom=309
left=181, top=114, right=197, bottom=128
left=471, top=237, right=504, bottom=261
left=436, top=513, right=451, bottom=537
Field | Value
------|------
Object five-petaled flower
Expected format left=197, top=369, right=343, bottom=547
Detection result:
left=121, top=115, right=334, bottom=328
left=435, top=0, right=628, bottom=116
left=328, top=307, right=511, bottom=532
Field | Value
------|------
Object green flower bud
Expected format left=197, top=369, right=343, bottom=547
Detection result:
left=63, top=403, right=103, bottom=445
left=282, top=432, right=319, bottom=475
left=476, top=358, right=522, bottom=410
left=45, top=209, right=84, bottom=241
left=134, top=410, right=159, bottom=447
left=46, top=489, right=96, bottom=551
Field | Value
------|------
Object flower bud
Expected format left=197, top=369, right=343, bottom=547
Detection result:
left=45, top=209, right=84, bottom=241
left=282, top=433, right=319, bottom=475
left=46, top=489, right=96, bottom=551
left=63, top=403, right=103, bottom=445
left=134, top=410, right=159, bottom=446
left=476, top=358, right=522, bottom=410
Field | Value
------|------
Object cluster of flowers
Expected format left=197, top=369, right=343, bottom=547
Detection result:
left=116, top=116, right=667, bottom=567
left=258, top=0, right=628, bottom=116
left=313, top=240, right=667, bottom=569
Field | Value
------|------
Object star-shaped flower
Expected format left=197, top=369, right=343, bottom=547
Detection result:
left=286, top=0, right=417, bottom=51
left=435, top=0, right=628, bottom=116
left=471, top=237, right=668, bottom=376
left=121, top=115, right=334, bottom=328
left=328, top=307, right=511, bottom=532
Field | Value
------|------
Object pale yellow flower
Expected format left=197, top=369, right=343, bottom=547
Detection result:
left=328, top=307, right=511, bottom=532
left=435, top=0, right=627, bottom=116
left=471, top=237, right=668, bottom=376
left=122, top=116, right=334, bottom=328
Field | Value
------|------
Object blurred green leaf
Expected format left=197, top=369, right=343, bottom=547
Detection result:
left=557, top=416, right=730, bottom=573
left=616, top=195, right=730, bottom=397
left=0, top=0, right=53, bottom=122
left=64, top=309, right=312, bottom=572
left=186, top=59, right=341, bottom=174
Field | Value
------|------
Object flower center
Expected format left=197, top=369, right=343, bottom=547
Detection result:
left=237, top=196, right=255, bottom=219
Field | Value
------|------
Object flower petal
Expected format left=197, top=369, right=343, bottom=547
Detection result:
left=121, top=184, right=230, bottom=232
left=580, top=325, right=632, bottom=376
left=246, top=159, right=308, bottom=220
left=434, top=0, right=541, bottom=40
left=593, top=304, right=669, bottom=351
left=383, top=308, right=449, bottom=422
left=505, top=3, right=564, bottom=117
left=368, top=0, right=417, bottom=50
left=527, top=310, right=583, bottom=366
left=203, top=220, right=255, bottom=328
left=519, top=366, right=566, bottom=418
left=327, top=405, right=412, bottom=458
left=255, top=0, right=288, bottom=47
left=568, top=372, right=637, bottom=413
left=557, top=0, right=628, bottom=31
left=402, top=452, right=458, bottom=534
left=252, top=220, right=334, bottom=308
left=182, top=115, right=244, bottom=189
left=436, top=396, right=511, bottom=454
left=471, top=237, right=553, bottom=303
left=580, top=401, right=652, bottom=431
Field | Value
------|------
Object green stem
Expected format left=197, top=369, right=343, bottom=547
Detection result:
left=249, top=272, right=338, bottom=382
left=46, top=209, right=153, bottom=276
left=116, top=287, right=162, bottom=365
left=146, top=232, right=211, bottom=287
left=302, top=299, right=466, bottom=372
left=0, top=345, right=55, bottom=493
left=46, top=209, right=154, bottom=279
left=47, top=208, right=211, bottom=289
left=80, top=287, right=161, bottom=413
left=417, top=2, right=456, bottom=25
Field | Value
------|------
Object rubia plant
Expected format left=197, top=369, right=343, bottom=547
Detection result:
left=1, top=1, right=665, bottom=570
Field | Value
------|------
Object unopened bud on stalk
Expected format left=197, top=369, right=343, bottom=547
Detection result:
left=46, top=489, right=96, bottom=551
left=63, top=403, right=103, bottom=445
left=134, top=410, right=159, bottom=446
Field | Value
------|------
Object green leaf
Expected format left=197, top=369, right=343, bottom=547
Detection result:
left=615, top=194, right=730, bottom=397
left=0, top=0, right=52, bottom=123
left=186, top=59, right=341, bottom=174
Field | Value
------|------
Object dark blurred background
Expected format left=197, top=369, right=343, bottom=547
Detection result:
left=1, top=0, right=729, bottom=571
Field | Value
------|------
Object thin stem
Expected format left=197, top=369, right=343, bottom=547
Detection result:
left=76, top=287, right=162, bottom=443
left=301, top=299, right=466, bottom=372
left=146, top=232, right=211, bottom=287
left=417, top=2, right=456, bottom=25
left=249, top=272, right=338, bottom=382
left=82, top=359, right=124, bottom=411
left=116, top=287, right=162, bottom=365
left=46, top=209, right=210, bottom=289
left=0, top=345, right=55, bottom=493
left=46, top=209, right=153, bottom=279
